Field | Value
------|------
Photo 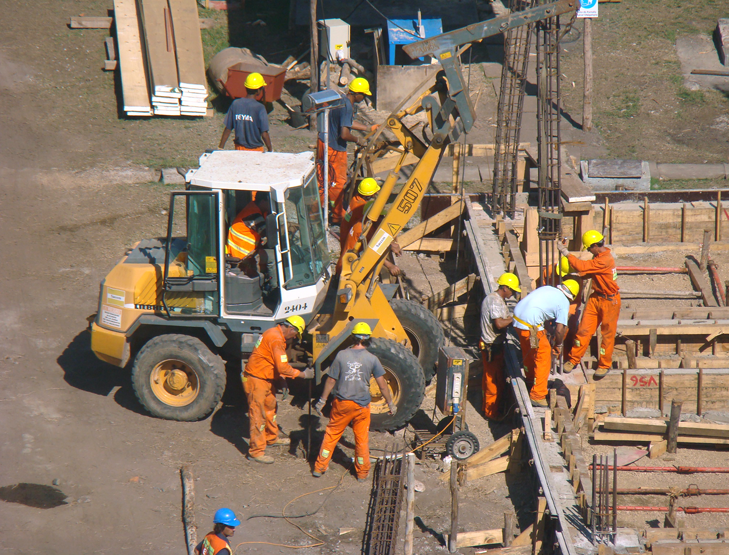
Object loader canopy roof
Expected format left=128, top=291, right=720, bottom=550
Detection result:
left=186, top=151, right=315, bottom=195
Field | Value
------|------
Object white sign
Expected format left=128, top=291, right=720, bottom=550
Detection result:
left=577, top=0, right=598, bottom=18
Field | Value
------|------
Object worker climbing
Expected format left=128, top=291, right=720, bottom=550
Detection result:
left=219, top=72, right=273, bottom=152
left=312, top=322, right=395, bottom=481
left=513, top=280, right=580, bottom=407
left=316, top=77, right=378, bottom=224
left=242, top=315, right=315, bottom=464
left=557, top=230, right=620, bottom=379
left=195, top=508, right=240, bottom=555
left=479, top=272, right=520, bottom=420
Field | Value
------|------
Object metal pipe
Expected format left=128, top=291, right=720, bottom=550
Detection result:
left=588, top=465, right=729, bottom=474
left=616, top=266, right=687, bottom=273
left=591, top=454, right=597, bottom=544
left=596, top=486, right=729, bottom=496
left=617, top=506, right=729, bottom=513
left=612, top=448, right=617, bottom=534
left=708, top=261, right=726, bottom=306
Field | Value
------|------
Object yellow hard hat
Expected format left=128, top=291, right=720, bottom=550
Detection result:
left=497, top=272, right=521, bottom=293
left=357, top=178, right=381, bottom=197
left=555, top=256, right=572, bottom=277
left=244, top=72, right=267, bottom=90
left=559, top=279, right=580, bottom=300
left=349, top=77, right=372, bottom=96
left=285, top=315, right=305, bottom=335
left=352, top=322, right=372, bottom=336
left=582, top=230, right=604, bottom=250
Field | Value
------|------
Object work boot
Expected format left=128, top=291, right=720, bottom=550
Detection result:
left=312, top=470, right=325, bottom=478
left=357, top=476, right=369, bottom=483
left=593, top=367, right=610, bottom=380
left=530, top=397, right=548, bottom=408
left=563, top=361, right=575, bottom=374
left=248, top=454, right=274, bottom=464
left=269, top=437, right=291, bottom=446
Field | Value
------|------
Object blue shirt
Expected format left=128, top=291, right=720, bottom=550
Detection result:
left=513, top=286, right=569, bottom=331
left=317, top=91, right=354, bottom=152
left=224, top=97, right=269, bottom=149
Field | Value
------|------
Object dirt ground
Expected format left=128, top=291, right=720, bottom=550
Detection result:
left=2, top=0, right=729, bottom=553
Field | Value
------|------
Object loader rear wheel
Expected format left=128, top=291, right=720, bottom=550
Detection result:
left=368, top=338, right=425, bottom=432
left=131, top=334, right=226, bottom=421
left=390, top=299, right=445, bottom=380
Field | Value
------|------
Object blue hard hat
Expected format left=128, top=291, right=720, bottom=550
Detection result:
left=214, top=508, right=240, bottom=527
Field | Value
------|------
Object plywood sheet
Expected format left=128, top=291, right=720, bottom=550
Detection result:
left=138, top=0, right=179, bottom=92
left=113, top=0, right=151, bottom=112
left=169, top=0, right=206, bottom=89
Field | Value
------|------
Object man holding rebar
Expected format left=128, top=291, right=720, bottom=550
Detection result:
left=557, top=230, right=620, bottom=379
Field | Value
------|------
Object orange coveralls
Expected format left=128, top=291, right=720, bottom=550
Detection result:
left=227, top=201, right=267, bottom=260
left=235, top=144, right=265, bottom=152
left=336, top=193, right=370, bottom=273
left=316, top=139, right=348, bottom=224
left=482, top=346, right=505, bottom=419
left=243, top=326, right=302, bottom=458
left=566, top=250, right=620, bottom=370
left=516, top=328, right=552, bottom=401
left=315, top=398, right=372, bottom=479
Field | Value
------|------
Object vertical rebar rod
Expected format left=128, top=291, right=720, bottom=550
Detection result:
left=612, top=448, right=618, bottom=534
left=591, top=454, right=597, bottom=544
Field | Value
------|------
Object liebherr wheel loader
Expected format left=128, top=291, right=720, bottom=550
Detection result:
left=90, top=0, right=576, bottom=430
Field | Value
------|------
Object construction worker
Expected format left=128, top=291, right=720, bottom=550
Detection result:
left=219, top=72, right=273, bottom=152
left=480, top=273, right=520, bottom=420
left=557, top=230, right=620, bottom=379
left=243, top=316, right=315, bottom=464
left=539, top=257, right=584, bottom=358
left=195, top=507, right=240, bottom=555
left=317, top=77, right=378, bottom=224
left=336, top=177, right=402, bottom=277
left=513, top=280, right=579, bottom=407
left=312, top=322, right=396, bottom=481
left=227, top=192, right=271, bottom=279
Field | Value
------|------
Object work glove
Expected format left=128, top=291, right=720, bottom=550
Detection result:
left=300, top=367, right=315, bottom=380
left=388, top=402, right=397, bottom=416
left=314, top=398, right=326, bottom=416
left=556, top=241, right=569, bottom=257
left=370, top=124, right=379, bottom=132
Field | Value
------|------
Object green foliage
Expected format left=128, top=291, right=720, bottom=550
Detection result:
left=606, top=90, right=641, bottom=119
left=677, top=88, right=706, bottom=105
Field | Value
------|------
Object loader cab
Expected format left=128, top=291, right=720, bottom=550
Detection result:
left=170, top=150, right=331, bottom=325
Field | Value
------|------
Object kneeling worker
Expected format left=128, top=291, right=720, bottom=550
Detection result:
left=313, top=323, right=396, bottom=481
left=195, top=508, right=240, bottom=555
left=243, top=316, right=314, bottom=464
left=480, top=272, right=520, bottom=420
left=513, top=280, right=580, bottom=407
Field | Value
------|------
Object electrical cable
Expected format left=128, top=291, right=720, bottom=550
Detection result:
left=408, top=415, right=456, bottom=455
left=233, top=465, right=351, bottom=551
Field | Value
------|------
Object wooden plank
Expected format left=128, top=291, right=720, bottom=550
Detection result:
left=651, top=540, right=729, bottom=555
left=510, top=524, right=533, bottom=547
left=169, top=0, right=206, bottom=88
left=544, top=410, right=552, bottom=441
left=474, top=546, right=531, bottom=555
left=112, top=0, right=152, bottom=113
left=70, top=16, right=113, bottom=28
left=465, top=455, right=510, bottom=481
left=455, top=529, right=503, bottom=548
left=686, top=258, right=719, bottom=307
left=368, top=150, right=421, bottom=174
left=592, top=430, right=729, bottom=445
left=649, top=439, right=667, bottom=459
left=464, top=433, right=512, bottom=468
left=425, top=274, right=478, bottom=310
left=434, top=304, right=478, bottom=322
left=138, top=0, right=179, bottom=92
left=402, top=238, right=455, bottom=252
left=446, top=143, right=530, bottom=158
left=503, top=224, right=532, bottom=294
left=532, top=497, right=547, bottom=554
left=398, top=202, right=464, bottom=248
left=603, top=417, right=729, bottom=439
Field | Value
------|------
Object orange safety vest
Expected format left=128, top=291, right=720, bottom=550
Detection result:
left=199, top=532, right=231, bottom=555
left=227, top=202, right=267, bottom=259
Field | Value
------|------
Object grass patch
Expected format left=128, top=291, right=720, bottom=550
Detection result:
left=651, top=177, right=729, bottom=190
left=677, top=88, right=706, bottom=105
left=606, top=90, right=641, bottom=119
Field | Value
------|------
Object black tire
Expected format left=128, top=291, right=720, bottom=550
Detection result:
left=390, top=299, right=445, bottom=381
left=368, top=337, right=426, bottom=432
left=131, top=334, right=226, bottom=421
left=446, top=430, right=480, bottom=461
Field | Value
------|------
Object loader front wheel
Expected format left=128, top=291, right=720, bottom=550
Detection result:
left=368, top=338, right=425, bottom=432
left=390, top=299, right=445, bottom=380
left=131, top=334, right=226, bottom=421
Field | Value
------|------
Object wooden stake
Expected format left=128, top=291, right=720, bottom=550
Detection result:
left=504, top=512, right=515, bottom=547
left=532, top=498, right=547, bottom=555
left=667, top=400, right=682, bottom=454
left=700, top=229, right=712, bottom=272
left=649, top=439, right=667, bottom=459
left=659, top=370, right=665, bottom=416
left=544, top=409, right=552, bottom=441
left=603, top=198, right=609, bottom=237
left=626, top=339, right=636, bottom=369
left=309, top=0, right=319, bottom=94
left=681, top=203, right=687, bottom=242
left=181, top=465, right=197, bottom=555
left=583, top=18, right=593, bottom=131
left=717, top=191, right=722, bottom=242
left=449, top=462, right=459, bottom=553
left=621, top=369, right=627, bottom=416
left=452, top=143, right=461, bottom=194
left=697, top=368, right=703, bottom=417
left=643, top=197, right=650, bottom=242
left=404, top=453, right=415, bottom=555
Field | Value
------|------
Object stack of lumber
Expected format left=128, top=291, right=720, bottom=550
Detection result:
left=113, top=0, right=207, bottom=117
left=592, top=416, right=729, bottom=446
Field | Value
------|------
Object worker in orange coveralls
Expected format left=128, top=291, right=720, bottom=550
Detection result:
left=242, top=316, right=314, bottom=464
left=539, top=257, right=584, bottom=360
left=312, top=322, right=396, bottom=481
left=336, top=177, right=401, bottom=277
left=557, top=230, right=620, bottom=379
left=480, top=273, right=520, bottom=420
left=317, top=77, right=378, bottom=224
left=513, top=281, right=579, bottom=407
left=226, top=192, right=270, bottom=279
